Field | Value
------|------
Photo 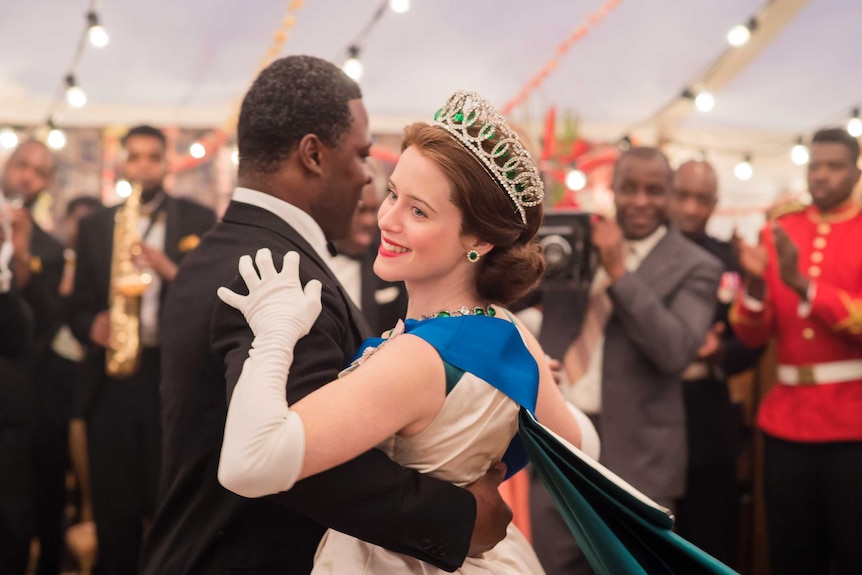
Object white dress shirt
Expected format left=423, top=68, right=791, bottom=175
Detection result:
left=329, top=255, right=363, bottom=309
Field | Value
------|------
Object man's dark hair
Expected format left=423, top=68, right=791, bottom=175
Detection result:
left=237, top=55, right=362, bottom=175
left=121, top=125, right=167, bottom=149
left=66, top=194, right=104, bottom=216
left=811, top=128, right=861, bottom=163
left=613, top=146, right=673, bottom=185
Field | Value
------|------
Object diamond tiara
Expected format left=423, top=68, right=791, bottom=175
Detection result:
left=433, top=90, right=544, bottom=224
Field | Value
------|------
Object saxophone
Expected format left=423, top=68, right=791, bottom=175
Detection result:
left=105, top=182, right=152, bottom=378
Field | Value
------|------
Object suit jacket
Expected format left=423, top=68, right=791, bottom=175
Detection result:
left=142, top=201, right=474, bottom=575
left=541, top=229, right=721, bottom=500
left=602, top=229, right=722, bottom=499
left=68, top=195, right=216, bottom=353
left=359, top=241, right=408, bottom=335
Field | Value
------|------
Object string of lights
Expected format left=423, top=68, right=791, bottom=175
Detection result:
left=0, top=0, right=109, bottom=152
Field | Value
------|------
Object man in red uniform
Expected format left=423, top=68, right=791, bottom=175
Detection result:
left=731, top=128, right=862, bottom=575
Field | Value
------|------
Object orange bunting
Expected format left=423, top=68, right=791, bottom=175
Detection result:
left=501, top=0, right=622, bottom=116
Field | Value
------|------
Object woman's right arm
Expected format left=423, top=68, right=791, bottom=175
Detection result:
left=510, top=313, right=601, bottom=460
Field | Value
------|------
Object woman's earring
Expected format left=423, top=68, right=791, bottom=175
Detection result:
left=467, top=249, right=480, bottom=263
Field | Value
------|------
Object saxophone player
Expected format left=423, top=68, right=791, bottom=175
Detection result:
left=68, top=125, right=216, bottom=575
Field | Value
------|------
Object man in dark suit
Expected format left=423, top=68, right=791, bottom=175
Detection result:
left=331, top=161, right=408, bottom=334
left=1, top=141, right=65, bottom=575
left=668, top=160, right=761, bottom=565
left=142, top=55, right=510, bottom=575
left=68, top=126, right=216, bottom=574
left=531, top=147, right=722, bottom=575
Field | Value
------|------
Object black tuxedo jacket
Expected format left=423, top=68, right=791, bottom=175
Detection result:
left=23, top=223, right=64, bottom=351
left=142, top=201, right=474, bottom=575
left=68, top=195, right=216, bottom=352
left=359, top=241, right=408, bottom=335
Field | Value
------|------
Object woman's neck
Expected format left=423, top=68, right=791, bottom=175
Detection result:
left=404, top=275, right=485, bottom=320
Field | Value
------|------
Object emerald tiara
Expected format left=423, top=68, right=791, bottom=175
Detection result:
left=433, top=90, right=544, bottom=224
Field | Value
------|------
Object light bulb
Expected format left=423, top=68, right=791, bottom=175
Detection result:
left=389, top=0, right=410, bottom=14
left=727, top=24, right=751, bottom=47
left=47, top=128, right=66, bottom=150
left=565, top=169, right=587, bottom=191
left=88, top=25, right=110, bottom=48
left=0, top=128, right=18, bottom=149
left=66, top=85, right=87, bottom=108
left=791, top=141, right=809, bottom=166
left=231, top=147, right=239, bottom=165
left=342, top=57, right=363, bottom=81
left=848, top=116, right=862, bottom=138
left=116, top=180, right=132, bottom=198
left=694, top=91, right=715, bottom=113
left=734, top=158, right=753, bottom=181
left=190, top=143, right=206, bottom=159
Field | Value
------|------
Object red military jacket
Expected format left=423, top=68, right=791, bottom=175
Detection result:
left=730, top=200, right=862, bottom=442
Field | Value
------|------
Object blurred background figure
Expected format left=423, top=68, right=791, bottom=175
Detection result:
left=331, top=158, right=407, bottom=335
left=31, top=195, right=103, bottom=575
left=68, top=125, right=215, bottom=575
left=667, top=160, right=762, bottom=567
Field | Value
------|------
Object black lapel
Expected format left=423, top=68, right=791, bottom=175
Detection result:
left=163, top=196, right=181, bottom=264
left=222, top=201, right=372, bottom=338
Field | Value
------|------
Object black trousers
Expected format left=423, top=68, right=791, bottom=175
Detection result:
left=764, top=434, right=862, bottom=575
left=675, top=459, right=738, bottom=566
left=32, top=349, right=81, bottom=575
left=87, top=348, right=161, bottom=575
left=0, top=426, right=34, bottom=575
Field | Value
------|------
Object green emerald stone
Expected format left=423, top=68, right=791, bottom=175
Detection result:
left=474, top=307, right=486, bottom=315
left=488, top=307, right=496, bottom=317
left=437, top=311, right=451, bottom=318
left=454, top=112, right=464, bottom=123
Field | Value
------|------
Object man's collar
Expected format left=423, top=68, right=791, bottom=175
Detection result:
left=626, top=225, right=667, bottom=260
left=231, top=187, right=332, bottom=264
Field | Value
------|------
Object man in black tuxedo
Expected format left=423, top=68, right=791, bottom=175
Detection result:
left=68, top=126, right=216, bottom=574
left=142, top=55, right=510, bottom=575
left=331, top=161, right=408, bottom=334
left=1, top=140, right=64, bottom=575
left=668, top=160, right=761, bottom=566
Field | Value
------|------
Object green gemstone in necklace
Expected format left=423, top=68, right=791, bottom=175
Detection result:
left=421, top=305, right=495, bottom=321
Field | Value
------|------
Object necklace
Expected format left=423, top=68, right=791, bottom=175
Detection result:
left=420, top=305, right=496, bottom=321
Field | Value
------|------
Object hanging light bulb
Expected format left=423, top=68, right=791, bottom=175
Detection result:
left=65, top=75, right=87, bottom=108
left=0, top=127, right=18, bottom=149
left=47, top=124, right=66, bottom=150
left=791, top=137, right=809, bottom=166
left=342, top=46, right=363, bottom=81
left=388, top=0, right=410, bottom=14
left=565, top=169, right=587, bottom=191
left=848, top=108, right=862, bottom=138
left=190, top=142, right=206, bottom=159
left=231, top=147, right=239, bottom=165
left=735, top=155, right=753, bottom=181
left=694, top=91, right=715, bottom=112
left=87, top=11, right=110, bottom=48
left=116, top=179, right=132, bottom=198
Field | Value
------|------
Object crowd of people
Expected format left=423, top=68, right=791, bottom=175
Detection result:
left=0, top=54, right=860, bottom=575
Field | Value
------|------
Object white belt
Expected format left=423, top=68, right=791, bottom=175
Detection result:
left=777, top=359, right=862, bottom=386
left=681, top=361, right=710, bottom=381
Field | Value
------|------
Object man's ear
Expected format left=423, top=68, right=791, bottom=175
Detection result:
left=297, top=134, right=324, bottom=176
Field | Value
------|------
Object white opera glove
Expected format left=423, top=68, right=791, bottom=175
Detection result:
left=216, top=249, right=322, bottom=498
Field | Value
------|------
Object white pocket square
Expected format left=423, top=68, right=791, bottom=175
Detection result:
left=374, top=286, right=401, bottom=305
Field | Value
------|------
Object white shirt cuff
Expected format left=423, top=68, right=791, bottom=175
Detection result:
left=742, top=293, right=765, bottom=312
left=797, top=282, right=817, bottom=318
